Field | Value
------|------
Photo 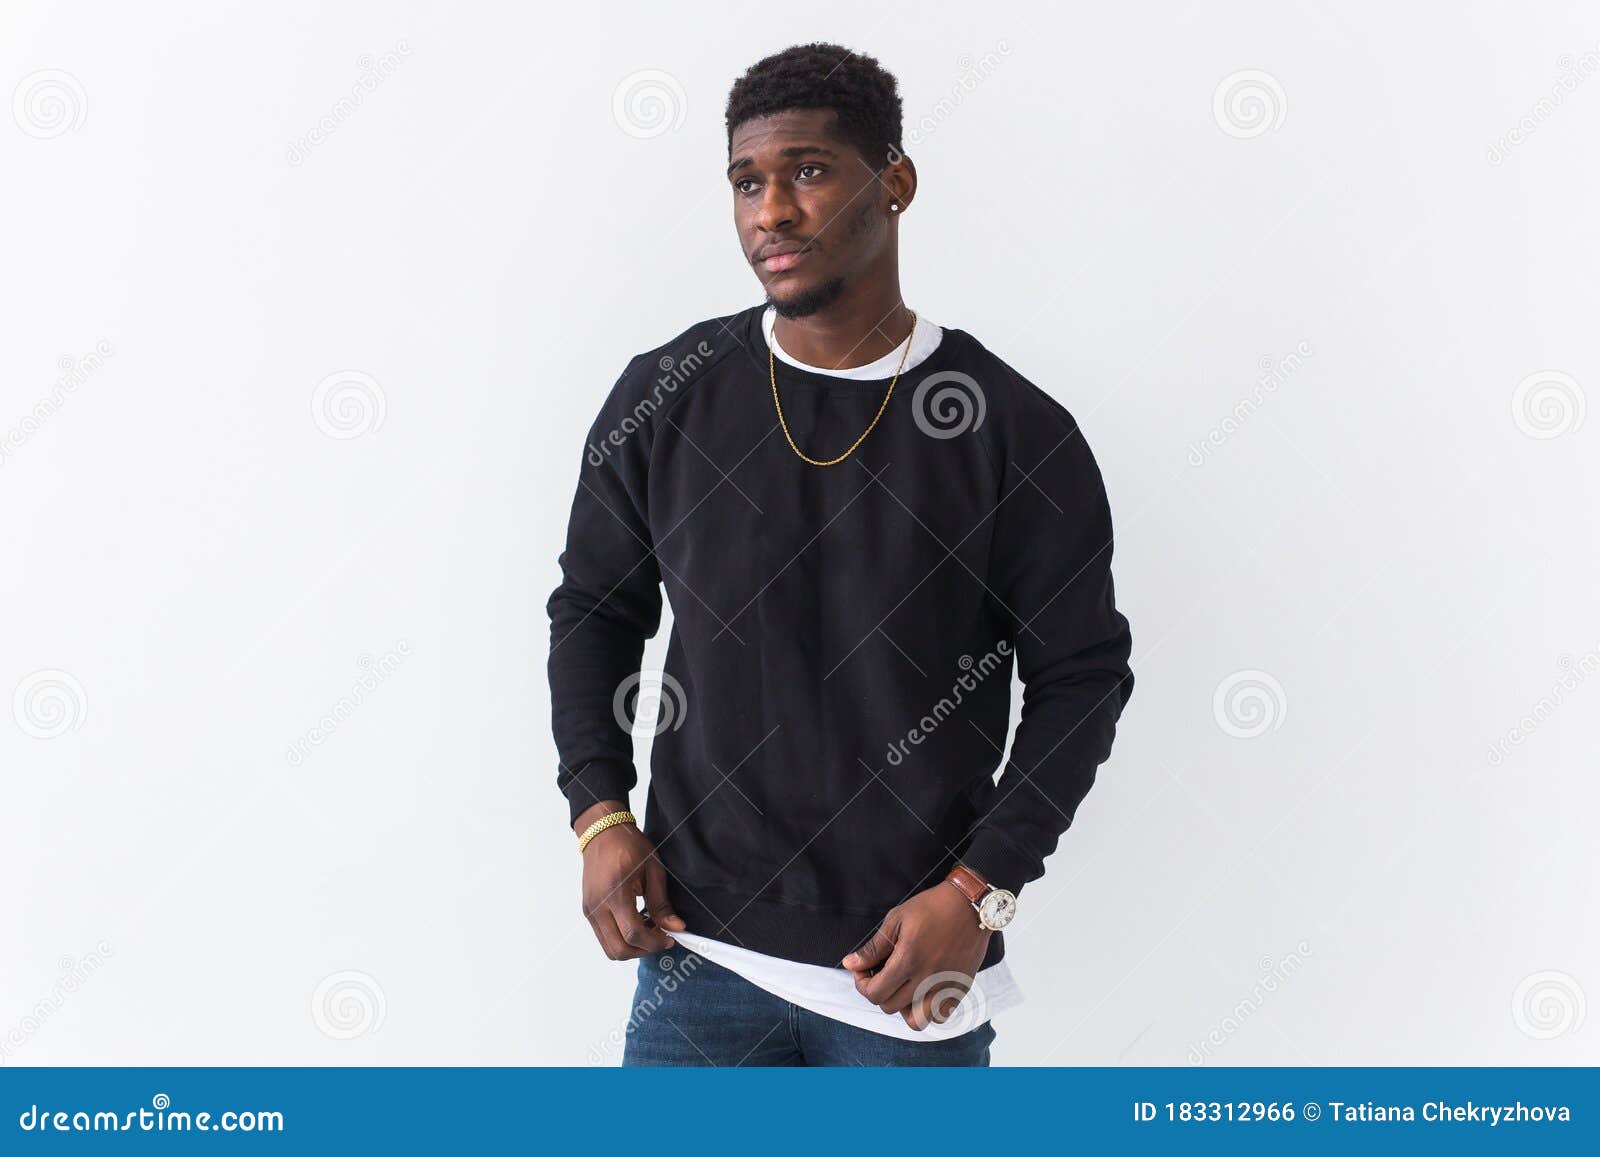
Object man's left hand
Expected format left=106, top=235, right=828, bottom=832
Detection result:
left=841, top=880, right=991, bottom=1030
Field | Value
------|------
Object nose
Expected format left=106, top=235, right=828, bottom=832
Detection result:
left=753, top=182, right=798, bottom=235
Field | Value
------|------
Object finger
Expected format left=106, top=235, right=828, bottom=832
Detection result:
left=901, top=1001, right=934, bottom=1032
left=588, top=909, right=633, bottom=961
left=904, top=985, right=953, bottom=1030
left=841, top=917, right=898, bottom=971
left=873, top=979, right=917, bottom=1016
left=903, top=970, right=974, bottom=1028
left=610, top=890, right=675, bottom=956
left=924, top=978, right=970, bottom=1024
left=643, top=858, right=686, bottom=932
left=858, top=942, right=917, bottom=1005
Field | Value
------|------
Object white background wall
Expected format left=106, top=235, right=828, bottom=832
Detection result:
left=3, top=0, right=1595, bottom=1066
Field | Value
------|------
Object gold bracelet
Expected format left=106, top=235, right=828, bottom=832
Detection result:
left=576, top=809, right=637, bottom=854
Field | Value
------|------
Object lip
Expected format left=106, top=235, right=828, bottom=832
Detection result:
left=755, top=243, right=812, bottom=273
left=762, top=249, right=811, bottom=273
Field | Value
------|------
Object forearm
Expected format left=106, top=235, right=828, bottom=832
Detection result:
left=963, top=639, right=1133, bottom=892
left=965, top=391, right=1135, bottom=894
left=546, top=424, right=663, bottom=824
left=547, top=592, right=649, bottom=823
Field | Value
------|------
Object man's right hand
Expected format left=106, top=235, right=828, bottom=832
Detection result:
left=575, top=800, right=686, bottom=960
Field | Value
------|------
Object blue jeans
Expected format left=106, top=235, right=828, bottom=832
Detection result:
left=619, top=947, right=996, bottom=1067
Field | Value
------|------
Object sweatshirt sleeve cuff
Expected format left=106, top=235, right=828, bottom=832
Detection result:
left=960, top=827, right=1041, bottom=897
left=562, top=760, right=635, bottom=826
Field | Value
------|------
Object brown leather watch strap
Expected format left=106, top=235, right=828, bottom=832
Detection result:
left=946, top=863, right=991, bottom=906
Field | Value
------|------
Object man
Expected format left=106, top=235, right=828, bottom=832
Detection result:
left=547, top=42, right=1134, bottom=1066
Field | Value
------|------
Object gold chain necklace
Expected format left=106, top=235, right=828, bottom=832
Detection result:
left=769, top=310, right=917, bottom=467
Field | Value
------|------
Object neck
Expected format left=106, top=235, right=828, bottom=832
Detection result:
left=771, top=282, right=914, bottom=371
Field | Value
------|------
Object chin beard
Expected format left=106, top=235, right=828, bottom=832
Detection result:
left=768, top=276, right=846, bottom=319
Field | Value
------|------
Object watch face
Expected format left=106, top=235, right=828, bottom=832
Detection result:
left=978, top=889, right=1016, bottom=930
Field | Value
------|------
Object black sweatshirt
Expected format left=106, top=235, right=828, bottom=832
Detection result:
left=547, top=304, right=1134, bottom=969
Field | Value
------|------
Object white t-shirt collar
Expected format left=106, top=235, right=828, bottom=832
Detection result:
left=762, top=305, right=943, bottom=379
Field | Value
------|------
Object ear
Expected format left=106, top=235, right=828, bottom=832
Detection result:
left=881, top=150, right=917, bottom=215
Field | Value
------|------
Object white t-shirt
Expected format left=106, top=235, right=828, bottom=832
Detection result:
left=663, top=306, right=1024, bottom=1044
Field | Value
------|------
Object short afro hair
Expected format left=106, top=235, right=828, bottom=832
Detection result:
left=725, top=42, right=904, bottom=170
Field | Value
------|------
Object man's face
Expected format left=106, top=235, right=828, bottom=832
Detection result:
left=727, top=108, right=895, bottom=318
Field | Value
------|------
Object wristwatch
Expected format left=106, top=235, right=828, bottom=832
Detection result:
left=945, top=863, right=1017, bottom=931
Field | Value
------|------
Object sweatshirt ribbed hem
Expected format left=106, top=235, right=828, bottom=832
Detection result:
left=666, top=879, right=1007, bottom=971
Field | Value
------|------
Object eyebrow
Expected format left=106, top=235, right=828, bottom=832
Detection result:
left=726, top=145, right=839, bottom=179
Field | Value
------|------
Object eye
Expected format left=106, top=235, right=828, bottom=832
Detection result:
left=733, top=164, right=825, bottom=196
